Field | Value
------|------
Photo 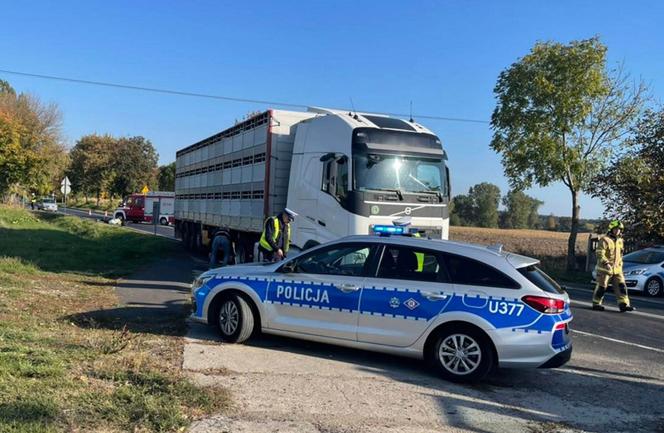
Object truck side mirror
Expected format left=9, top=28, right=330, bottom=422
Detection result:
left=320, top=152, right=335, bottom=162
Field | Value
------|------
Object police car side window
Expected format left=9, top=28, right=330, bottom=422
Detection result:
left=442, top=253, right=519, bottom=289
left=294, top=244, right=372, bottom=277
left=376, top=246, right=448, bottom=283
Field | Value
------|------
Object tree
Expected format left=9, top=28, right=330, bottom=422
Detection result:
left=502, top=190, right=544, bottom=229
left=109, top=136, right=159, bottom=198
left=491, top=37, right=647, bottom=270
left=68, top=134, right=116, bottom=204
left=450, top=194, right=474, bottom=226
left=0, top=81, right=67, bottom=199
left=158, top=162, right=176, bottom=191
left=591, top=109, right=664, bottom=242
left=451, top=183, right=501, bottom=227
left=469, top=183, right=501, bottom=228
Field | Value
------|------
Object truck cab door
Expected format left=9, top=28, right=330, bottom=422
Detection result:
left=315, top=154, right=350, bottom=243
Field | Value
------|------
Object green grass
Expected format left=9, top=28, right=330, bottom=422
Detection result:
left=0, top=206, right=174, bottom=276
left=0, top=205, right=229, bottom=433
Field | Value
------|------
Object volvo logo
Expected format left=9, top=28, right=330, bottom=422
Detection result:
left=404, top=207, right=412, bottom=215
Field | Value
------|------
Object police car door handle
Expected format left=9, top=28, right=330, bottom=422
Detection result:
left=337, top=283, right=360, bottom=293
left=423, top=292, right=447, bottom=301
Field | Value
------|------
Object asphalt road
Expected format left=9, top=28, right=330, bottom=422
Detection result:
left=52, top=205, right=664, bottom=430
left=56, top=206, right=176, bottom=239
left=184, top=284, right=664, bottom=433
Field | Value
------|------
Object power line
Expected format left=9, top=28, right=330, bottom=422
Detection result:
left=0, top=68, right=490, bottom=124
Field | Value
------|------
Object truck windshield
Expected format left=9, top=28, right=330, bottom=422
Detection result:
left=353, top=154, right=446, bottom=196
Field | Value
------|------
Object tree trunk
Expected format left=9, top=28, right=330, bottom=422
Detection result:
left=96, top=191, right=100, bottom=206
left=567, top=189, right=580, bottom=271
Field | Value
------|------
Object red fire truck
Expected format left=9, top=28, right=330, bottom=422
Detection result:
left=114, top=192, right=175, bottom=225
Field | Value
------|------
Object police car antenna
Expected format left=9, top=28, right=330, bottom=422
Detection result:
left=409, top=100, right=414, bottom=123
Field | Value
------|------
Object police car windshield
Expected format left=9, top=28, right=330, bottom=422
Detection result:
left=624, top=250, right=664, bottom=265
left=517, top=266, right=565, bottom=294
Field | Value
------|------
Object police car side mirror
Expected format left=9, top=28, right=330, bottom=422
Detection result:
left=280, top=261, right=296, bottom=274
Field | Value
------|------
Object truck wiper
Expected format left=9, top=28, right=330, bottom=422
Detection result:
left=414, top=189, right=443, bottom=201
left=369, top=188, right=403, bottom=200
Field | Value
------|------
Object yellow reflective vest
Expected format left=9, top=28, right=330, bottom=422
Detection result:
left=595, top=235, right=624, bottom=275
left=413, top=232, right=424, bottom=272
left=259, top=216, right=290, bottom=253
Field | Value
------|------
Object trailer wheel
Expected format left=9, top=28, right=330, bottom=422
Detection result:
left=159, top=217, right=168, bottom=226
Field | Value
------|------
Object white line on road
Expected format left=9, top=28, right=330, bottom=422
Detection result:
left=572, top=329, right=664, bottom=354
left=570, top=299, right=664, bottom=321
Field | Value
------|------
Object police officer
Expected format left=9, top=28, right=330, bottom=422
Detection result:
left=30, top=194, right=36, bottom=210
left=393, top=217, right=424, bottom=272
left=209, top=228, right=233, bottom=269
left=592, top=220, right=634, bottom=312
left=259, top=208, right=297, bottom=262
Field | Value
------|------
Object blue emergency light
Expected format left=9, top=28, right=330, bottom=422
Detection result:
left=372, top=225, right=405, bottom=235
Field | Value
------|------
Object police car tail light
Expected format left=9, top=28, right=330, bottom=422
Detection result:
left=522, top=295, right=565, bottom=314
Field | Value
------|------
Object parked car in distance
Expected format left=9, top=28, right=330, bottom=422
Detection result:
left=37, top=197, right=58, bottom=212
left=593, top=246, right=664, bottom=297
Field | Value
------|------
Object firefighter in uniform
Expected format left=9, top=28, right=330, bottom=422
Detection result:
left=592, top=220, right=634, bottom=312
left=259, top=208, right=297, bottom=262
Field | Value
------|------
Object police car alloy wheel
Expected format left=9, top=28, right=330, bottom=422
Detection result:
left=216, top=294, right=254, bottom=343
left=645, top=277, right=663, bottom=297
left=431, top=327, right=494, bottom=382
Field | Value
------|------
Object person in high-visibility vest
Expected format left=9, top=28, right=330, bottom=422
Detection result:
left=393, top=217, right=424, bottom=272
left=259, top=208, right=298, bottom=262
left=592, top=220, right=634, bottom=312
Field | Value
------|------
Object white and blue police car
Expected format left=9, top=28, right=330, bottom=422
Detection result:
left=190, top=227, right=572, bottom=382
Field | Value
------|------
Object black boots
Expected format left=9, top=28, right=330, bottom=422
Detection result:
left=592, top=304, right=605, bottom=311
left=619, top=304, right=634, bottom=312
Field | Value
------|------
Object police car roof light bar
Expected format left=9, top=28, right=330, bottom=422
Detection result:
left=372, top=225, right=405, bottom=236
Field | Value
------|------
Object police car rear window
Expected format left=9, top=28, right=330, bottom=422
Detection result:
left=443, top=254, right=519, bottom=289
left=517, top=266, right=564, bottom=294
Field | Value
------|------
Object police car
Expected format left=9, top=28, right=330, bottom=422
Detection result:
left=190, top=227, right=572, bottom=382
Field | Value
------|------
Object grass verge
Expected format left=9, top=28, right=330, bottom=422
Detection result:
left=0, top=205, right=229, bottom=433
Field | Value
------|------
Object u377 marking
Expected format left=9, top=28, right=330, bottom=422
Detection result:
left=488, top=300, right=524, bottom=316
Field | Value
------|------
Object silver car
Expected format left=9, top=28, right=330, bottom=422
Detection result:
left=37, top=197, right=58, bottom=212
left=614, top=247, right=664, bottom=297
left=190, top=234, right=572, bottom=382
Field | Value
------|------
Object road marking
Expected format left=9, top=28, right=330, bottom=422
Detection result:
left=570, top=299, right=664, bottom=321
left=572, top=329, right=664, bottom=354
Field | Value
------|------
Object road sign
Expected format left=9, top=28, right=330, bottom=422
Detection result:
left=61, top=176, right=71, bottom=187
left=141, top=185, right=150, bottom=194
left=60, top=184, right=71, bottom=195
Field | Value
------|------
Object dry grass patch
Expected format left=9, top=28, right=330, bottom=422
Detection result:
left=0, top=206, right=230, bottom=433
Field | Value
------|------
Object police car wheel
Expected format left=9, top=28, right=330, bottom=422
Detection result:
left=431, top=327, right=493, bottom=382
left=217, top=295, right=254, bottom=343
left=645, top=277, right=663, bottom=297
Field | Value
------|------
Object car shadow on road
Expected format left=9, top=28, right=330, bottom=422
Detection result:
left=63, top=300, right=190, bottom=337
left=190, top=328, right=664, bottom=433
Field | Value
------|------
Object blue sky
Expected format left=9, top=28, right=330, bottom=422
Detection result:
left=2, top=1, right=662, bottom=218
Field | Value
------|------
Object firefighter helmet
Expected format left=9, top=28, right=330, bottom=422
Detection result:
left=608, top=220, right=624, bottom=231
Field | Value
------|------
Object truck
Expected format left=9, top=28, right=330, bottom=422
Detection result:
left=114, top=191, right=175, bottom=225
left=174, top=107, right=451, bottom=261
